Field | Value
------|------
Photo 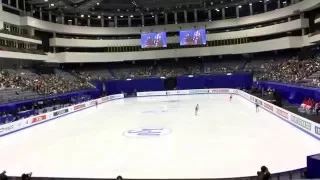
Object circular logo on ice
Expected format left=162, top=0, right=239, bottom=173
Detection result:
left=123, top=128, right=172, bottom=137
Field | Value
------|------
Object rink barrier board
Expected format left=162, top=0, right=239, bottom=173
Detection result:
left=0, top=89, right=320, bottom=141
left=137, top=89, right=320, bottom=140
left=0, top=94, right=124, bottom=137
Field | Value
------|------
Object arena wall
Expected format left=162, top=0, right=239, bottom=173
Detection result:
left=49, top=19, right=309, bottom=48
left=0, top=0, right=318, bottom=35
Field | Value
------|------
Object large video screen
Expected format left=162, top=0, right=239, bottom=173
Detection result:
left=141, top=32, right=167, bottom=48
left=179, top=29, right=206, bottom=46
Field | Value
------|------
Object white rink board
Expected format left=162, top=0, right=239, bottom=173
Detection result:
left=0, top=89, right=320, bottom=179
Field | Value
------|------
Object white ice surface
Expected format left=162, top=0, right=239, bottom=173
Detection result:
left=0, top=94, right=320, bottom=179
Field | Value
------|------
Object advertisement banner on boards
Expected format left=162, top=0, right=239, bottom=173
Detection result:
left=209, top=89, right=230, bottom=94
left=109, top=94, right=125, bottom=99
left=53, top=108, right=69, bottom=117
left=90, top=100, right=97, bottom=106
left=101, top=96, right=110, bottom=102
left=263, top=103, right=274, bottom=112
left=74, top=104, right=86, bottom=111
left=166, top=90, right=178, bottom=95
left=0, top=119, right=27, bottom=136
left=0, top=124, right=14, bottom=135
left=315, top=126, right=320, bottom=136
left=177, top=90, right=190, bottom=95
left=189, top=89, right=209, bottom=94
left=137, top=91, right=166, bottom=97
left=31, top=114, right=47, bottom=124
left=291, top=115, right=312, bottom=131
left=276, top=108, right=289, bottom=120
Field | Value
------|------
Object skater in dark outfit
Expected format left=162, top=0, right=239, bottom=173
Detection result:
left=256, top=101, right=259, bottom=112
left=195, top=104, right=199, bottom=116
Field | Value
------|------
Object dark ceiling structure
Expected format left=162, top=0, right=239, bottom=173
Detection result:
left=26, top=0, right=260, bottom=16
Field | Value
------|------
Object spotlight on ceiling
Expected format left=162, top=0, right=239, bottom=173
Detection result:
left=80, top=14, right=84, bottom=17
left=88, top=15, right=90, bottom=17
left=108, top=16, right=111, bottom=19
left=96, top=2, right=99, bottom=5
left=98, top=15, right=101, bottom=18
left=50, top=3, right=54, bottom=6
left=130, top=15, right=134, bottom=18
left=120, top=15, right=123, bottom=17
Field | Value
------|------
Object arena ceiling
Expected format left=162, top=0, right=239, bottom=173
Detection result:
left=27, top=0, right=260, bottom=16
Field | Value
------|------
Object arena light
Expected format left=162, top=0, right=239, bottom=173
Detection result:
left=81, top=14, right=84, bottom=18
left=108, top=16, right=112, bottom=19
left=130, top=15, right=134, bottom=18
left=238, top=5, right=242, bottom=8
left=126, top=78, right=132, bottom=81
left=249, top=3, right=252, bottom=5
left=282, top=1, right=286, bottom=3
left=44, top=0, right=48, bottom=1
left=227, top=73, right=232, bottom=75
left=160, top=77, right=166, bottom=79
left=50, top=3, right=54, bottom=6
left=97, top=2, right=100, bottom=5
left=188, top=75, right=194, bottom=78
left=98, top=15, right=101, bottom=18
left=120, top=15, right=123, bottom=17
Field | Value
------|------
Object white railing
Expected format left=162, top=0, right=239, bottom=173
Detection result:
left=1, top=89, right=319, bottom=139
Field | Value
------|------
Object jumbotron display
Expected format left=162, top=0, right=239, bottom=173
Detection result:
left=179, top=29, right=206, bottom=46
left=141, top=32, right=167, bottom=48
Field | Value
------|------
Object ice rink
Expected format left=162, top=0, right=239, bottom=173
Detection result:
left=0, top=94, right=320, bottom=179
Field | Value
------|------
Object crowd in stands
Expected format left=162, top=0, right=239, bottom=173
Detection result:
left=257, top=56, right=320, bottom=86
left=0, top=69, right=92, bottom=96
left=33, top=74, right=92, bottom=95
left=0, top=68, right=94, bottom=124
left=0, top=53, right=320, bottom=124
left=70, top=54, right=320, bottom=89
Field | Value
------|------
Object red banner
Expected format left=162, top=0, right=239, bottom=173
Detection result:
left=32, top=115, right=47, bottom=123
left=276, top=108, right=288, bottom=119
left=263, top=103, right=274, bottom=112
left=74, top=104, right=86, bottom=111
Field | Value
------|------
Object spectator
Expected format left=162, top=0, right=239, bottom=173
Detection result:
left=257, top=166, right=270, bottom=180
left=0, top=171, right=8, bottom=180
left=21, top=172, right=32, bottom=180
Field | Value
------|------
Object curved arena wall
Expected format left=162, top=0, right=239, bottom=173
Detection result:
left=49, top=19, right=309, bottom=48
left=0, top=0, right=319, bottom=35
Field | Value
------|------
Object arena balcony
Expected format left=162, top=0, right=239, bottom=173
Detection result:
left=0, top=0, right=318, bottom=35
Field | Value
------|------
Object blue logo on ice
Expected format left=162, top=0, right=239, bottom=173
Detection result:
left=123, top=128, right=171, bottom=137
